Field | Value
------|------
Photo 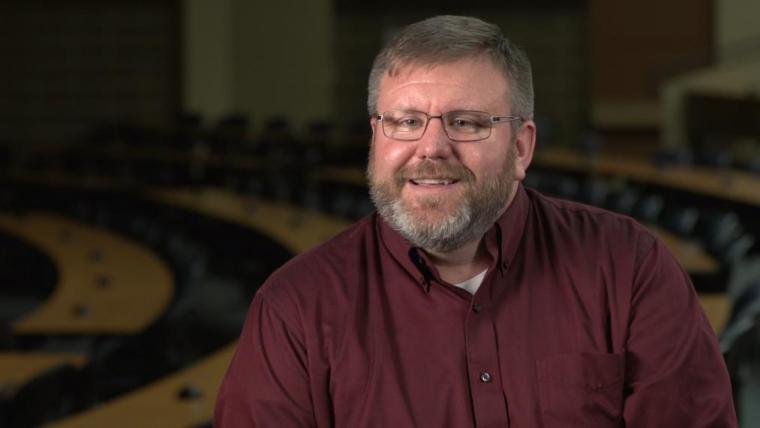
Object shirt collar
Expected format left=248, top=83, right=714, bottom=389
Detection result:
left=377, top=184, right=530, bottom=292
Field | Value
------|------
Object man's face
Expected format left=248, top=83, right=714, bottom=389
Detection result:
left=367, top=56, right=535, bottom=253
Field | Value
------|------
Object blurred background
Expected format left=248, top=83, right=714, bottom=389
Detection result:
left=0, top=0, right=759, bottom=426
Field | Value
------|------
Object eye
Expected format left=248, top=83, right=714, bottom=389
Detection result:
left=451, top=118, right=475, bottom=128
left=399, top=117, right=421, bottom=127
left=389, top=113, right=425, bottom=129
left=446, top=113, right=488, bottom=131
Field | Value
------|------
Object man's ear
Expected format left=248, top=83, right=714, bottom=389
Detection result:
left=512, top=120, right=536, bottom=181
left=369, top=117, right=377, bottom=140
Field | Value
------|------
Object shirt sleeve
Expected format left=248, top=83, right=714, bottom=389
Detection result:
left=214, top=291, right=317, bottom=427
left=622, top=237, right=738, bottom=427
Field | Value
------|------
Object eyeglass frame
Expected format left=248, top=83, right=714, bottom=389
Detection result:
left=373, top=109, right=523, bottom=142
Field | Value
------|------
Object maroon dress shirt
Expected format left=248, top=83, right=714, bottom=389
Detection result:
left=215, top=185, right=737, bottom=427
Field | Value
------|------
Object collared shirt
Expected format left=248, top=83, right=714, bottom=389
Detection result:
left=215, top=185, right=737, bottom=427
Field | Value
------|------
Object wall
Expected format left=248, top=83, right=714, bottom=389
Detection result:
left=588, top=0, right=713, bottom=135
left=660, top=0, right=760, bottom=149
left=182, top=0, right=335, bottom=133
left=716, top=0, right=760, bottom=59
left=182, top=0, right=235, bottom=123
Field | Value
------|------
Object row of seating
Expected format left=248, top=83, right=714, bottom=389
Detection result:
left=32, top=187, right=350, bottom=427
left=0, top=182, right=297, bottom=426
left=2, top=140, right=760, bottom=425
left=526, top=171, right=757, bottom=267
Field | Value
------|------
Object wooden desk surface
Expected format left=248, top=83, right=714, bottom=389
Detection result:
left=317, top=149, right=760, bottom=207
left=48, top=344, right=235, bottom=428
left=148, top=187, right=351, bottom=255
left=648, top=226, right=719, bottom=275
left=0, top=351, right=87, bottom=398
left=698, top=293, right=731, bottom=335
left=533, top=148, right=760, bottom=207
left=0, top=213, right=174, bottom=335
left=50, top=189, right=351, bottom=427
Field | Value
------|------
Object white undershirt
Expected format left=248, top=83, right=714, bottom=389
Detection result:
left=454, top=269, right=488, bottom=295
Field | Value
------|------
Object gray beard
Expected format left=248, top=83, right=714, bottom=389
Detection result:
left=368, top=149, right=515, bottom=253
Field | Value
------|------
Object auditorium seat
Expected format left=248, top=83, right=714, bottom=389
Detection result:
left=663, top=205, right=701, bottom=237
left=722, top=233, right=756, bottom=265
left=531, top=172, right=579, bottom=201
left=634, top=193, right=665, bottom=224
left=700, top=211, right=746, bottom=257
left=578, top=177, right=610, bottom=207
left=523, top=170, right=543, bottom=191
left=606, top=186, right=640, bottom=216
left=4, top=364, right=83, bottom=428
left=721, top=257, right=760, bottom=426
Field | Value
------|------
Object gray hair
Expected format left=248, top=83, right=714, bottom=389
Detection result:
left=367, top=15, right=534, bottom=121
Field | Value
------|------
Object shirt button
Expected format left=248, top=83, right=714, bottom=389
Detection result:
left=480, top=371, right=492, bottom=383
left=472, top=302, right=482, bottom=313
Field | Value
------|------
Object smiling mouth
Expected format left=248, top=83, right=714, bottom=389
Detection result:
left=409, top=178, right=460, bottom=186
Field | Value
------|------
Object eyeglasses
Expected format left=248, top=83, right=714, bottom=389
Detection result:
left=375, top=110, right=522, bottom=142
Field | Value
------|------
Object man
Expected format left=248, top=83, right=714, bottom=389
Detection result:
left=216, top=15, right=736, bottom=427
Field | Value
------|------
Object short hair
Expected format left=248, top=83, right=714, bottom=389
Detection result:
left=367, top=15, right=534, bottom=121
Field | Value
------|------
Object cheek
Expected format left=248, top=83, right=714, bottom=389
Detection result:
left=372, top=141, right=414, bottom=176
left=461, top=149, right=511, bottom=180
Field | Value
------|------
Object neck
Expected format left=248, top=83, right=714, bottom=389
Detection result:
left=425, top=237, right=491, bottom=285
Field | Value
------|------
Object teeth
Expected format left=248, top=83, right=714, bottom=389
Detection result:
left=413, top=179, right=454, bottom=185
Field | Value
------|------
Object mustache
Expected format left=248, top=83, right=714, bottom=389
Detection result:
left=394, top=161, right=475, bottom=185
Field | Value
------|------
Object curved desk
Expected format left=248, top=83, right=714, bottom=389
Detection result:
left=532, top=147, right=760, bottom=207
left=48, top=188, right=350, bottom=427
left=0, top=351, right=87, bottom=399
left=148, top=187, right=351, bottom=254
left=648, top=226, right=719, bottom=275
left=315, top=165, right=366, bottom=187
left=0, top=213, right=174, bottom=335
left=47, top=344, right=234, bottom=428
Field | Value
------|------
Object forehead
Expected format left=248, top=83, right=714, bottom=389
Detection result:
left=377, top=56, right=510, bottom=112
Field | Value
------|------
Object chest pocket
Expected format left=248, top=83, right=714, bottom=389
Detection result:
left=536, top=352, right=625, bottom=428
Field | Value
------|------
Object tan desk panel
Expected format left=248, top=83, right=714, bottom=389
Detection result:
left=533, top=148, right=760, bottom=207
left=698, top=293, right=731, bottom=335
left=51, top=189, right=351, bottom=427
left=0, top=352, right=87, bottom=398
left=648, top=226, right=719, bottom=275
left=48, top=344, right=234, bottom=428
left=148, top=187, right=351, bottom=254
left=0, top=213, right=174, bottom=335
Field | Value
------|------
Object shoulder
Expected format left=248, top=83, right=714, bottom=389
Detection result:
left=525, top=187, right=656, bottom=257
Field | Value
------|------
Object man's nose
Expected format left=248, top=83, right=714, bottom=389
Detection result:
left=415, top=117, right=454, bottom=160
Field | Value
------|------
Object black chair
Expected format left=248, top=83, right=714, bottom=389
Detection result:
left=606, top=186, right=640, bottom=216
left=6, top=364, right=82, bottom=428
left=721, top=257, right=760, bottom=425
left=700, top=211, right=745, bottom=256
left=534, top=173, right=578, bottom=201
left=663, top=206, right=701, bottom=237
left=723, top=233, right=756, bottom=265
left=523, top=171, right=543, bottom=191
left=634, top=194, right=664, bottom=224
left=578, top=178, right=609, bottom=207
